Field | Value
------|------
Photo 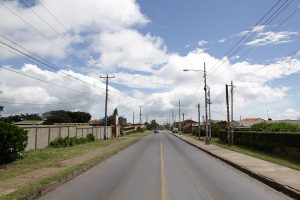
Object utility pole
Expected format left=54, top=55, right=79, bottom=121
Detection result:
left=100, top=74, right=115, bottom=140
left=182, top=113, right=185, bottom=121
left=178, top=100, right=181, bottom=130
left=230, top=81, right=235, bottom=145
left=198, top=103, right=201, bottom=140
left=133, top=112, right=135, bottom=124
left=172, top=110, right=174, bottom=126
left=139, top=106, right=142, bottom=124
left=204, top=62, right=209, bottom=144
left=146, top=114, right=148, bottom=123
left=208, top=87, right=212, bottom=142
left=225, top=84, right=231, bottom=145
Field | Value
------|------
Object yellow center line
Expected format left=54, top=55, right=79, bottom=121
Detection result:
left=160, top=136, right=169, bottom=200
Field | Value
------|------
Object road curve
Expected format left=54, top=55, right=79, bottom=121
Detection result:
left=39, top=131, right=291, bottom=200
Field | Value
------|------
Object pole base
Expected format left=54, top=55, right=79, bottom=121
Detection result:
left=205, top=138, right=210, bottom=145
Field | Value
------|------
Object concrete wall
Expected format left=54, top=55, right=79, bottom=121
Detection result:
left=20, top=125, right=120, bottom=151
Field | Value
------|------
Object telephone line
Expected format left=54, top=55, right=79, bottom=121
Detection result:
left=0, top=65, right=101, bottom=96
left=0, top=39, right=105, bottom=90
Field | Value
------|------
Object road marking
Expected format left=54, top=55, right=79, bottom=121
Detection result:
left=160, top=136, right=169, bottom=200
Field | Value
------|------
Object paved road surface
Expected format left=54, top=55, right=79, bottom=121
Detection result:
left=40, top=131, right=291, bottom=200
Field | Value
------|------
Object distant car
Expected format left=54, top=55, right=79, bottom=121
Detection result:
left=172, top=127, right=178, bottom=133
left=154, top=129, right=159, bottom=133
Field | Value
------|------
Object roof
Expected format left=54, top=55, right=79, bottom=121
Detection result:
left=15, top=120, right=44, bottom=125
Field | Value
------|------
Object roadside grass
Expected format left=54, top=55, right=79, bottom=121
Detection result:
left=184, top=134, right=300, bottom=171
left=0, top=137, right=123, bottom=181
left=1, top=136, right=143, bottom=200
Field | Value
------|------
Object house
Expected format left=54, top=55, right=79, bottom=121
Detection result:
left=15, top=120, right=44, bottom=125
left=237, top=118, right=265, bottom=128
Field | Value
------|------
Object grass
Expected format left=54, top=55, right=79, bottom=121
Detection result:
left=0, top=135, right=144, bottom=200
left=184, top=134, right=300, bottom=171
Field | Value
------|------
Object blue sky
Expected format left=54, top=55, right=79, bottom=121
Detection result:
left=0, top=0, right=300, bottom=122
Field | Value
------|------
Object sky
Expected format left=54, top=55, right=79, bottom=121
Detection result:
left=0, top=0, right=300, bottom=123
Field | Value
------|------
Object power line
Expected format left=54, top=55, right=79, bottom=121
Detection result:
left=0, top=65, right=101, bottom=96
left=0, top=1, right=85, bottom=66
left=208, top=0, right=291, bottom=76
left=0, top=39, right=105, bottom=90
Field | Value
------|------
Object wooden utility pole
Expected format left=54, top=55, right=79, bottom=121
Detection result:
left=204, top=63, right=209, bottom=144
left=100, top=74, right=115, bottom=140
left=198, top=103, right=201, bottom=140
left=139, top=106, right=142, bottom=124
left=225, top=84, right=231, bottom=145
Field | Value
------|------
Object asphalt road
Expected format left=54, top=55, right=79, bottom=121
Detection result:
left=40, top=131, right=291, bottom=200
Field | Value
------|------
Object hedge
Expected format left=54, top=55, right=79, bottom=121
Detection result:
left=0, top=122, right=28, bottom=164
left=219, top=131, right=300, bottom=161
left=50, top=133, right=95, bottom=148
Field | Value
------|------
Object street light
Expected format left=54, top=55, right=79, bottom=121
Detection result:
left=182, top=62, right=210, bottom=144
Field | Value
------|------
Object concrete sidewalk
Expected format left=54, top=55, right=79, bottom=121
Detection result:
left=173, top=133, right=300, bottom=199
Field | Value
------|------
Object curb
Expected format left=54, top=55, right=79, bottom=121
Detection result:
left=18, top=135, right=146, bottom=200
left=172, top=133, right=300, bottom=200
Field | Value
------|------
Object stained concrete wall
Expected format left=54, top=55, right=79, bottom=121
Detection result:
left=19, top=125, right=120, bottom=151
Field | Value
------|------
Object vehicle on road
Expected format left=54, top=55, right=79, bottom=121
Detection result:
left=153, top=129, right=159, bottom=133
left=172, top=127, right=178, bottom=133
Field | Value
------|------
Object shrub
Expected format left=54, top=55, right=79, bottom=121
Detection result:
left=49, top=134, right=95, bottom=148
left=219, top=131, right=300, bottom=161
left=251, top=122, right=300, bottom=132
left=136, top=127, right=146, bottom=132
left=0, top=122, right=28, bottom=164
left=87, top=133, right=95, bottom=142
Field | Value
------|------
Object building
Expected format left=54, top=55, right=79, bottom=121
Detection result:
left=15, top=120, right=44, bottom=125
left=237, top=118, right=265, bottom=128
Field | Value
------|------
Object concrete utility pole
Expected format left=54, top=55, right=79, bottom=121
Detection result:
left=204, top=63, right=209, bottom=144
left=225, top=84, right=231, bottom=145
left=179, top=100, right=181, bottom=130
left=172, top=110, right=174, bottom=126
left=139, top=106, right=142, bottom=124
left=198, top=103, right=201, bottom=140
left=230, top=81, right=235, bottom=145
left=182, top=113, right=185, bottom=121
left=208, top=87, right=212, bottom=142
left=100, top=74, right=115, bottom=140
left=133, top=112, right=134, bottom=124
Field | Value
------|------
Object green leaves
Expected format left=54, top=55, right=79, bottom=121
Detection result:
left=0, top=122, right=28, bottom=164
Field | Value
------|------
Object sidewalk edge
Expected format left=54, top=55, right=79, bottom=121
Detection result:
left=172, top=133, right=300, bottom=200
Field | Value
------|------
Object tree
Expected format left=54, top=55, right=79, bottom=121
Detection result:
left=113, top=108, right=118, bottom=116
left=43, top=110, right=72, bottom=125
left=67, top=111, right=91, bottom=123
left=43, top=110, right=92, bottom=125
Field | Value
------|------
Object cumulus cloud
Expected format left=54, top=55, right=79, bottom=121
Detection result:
left=1, top=0, right=300, bottom=122
left=246, top=31, right=299, bottom=46
left=92, top=29, right=168, bottom=72
left=0, top=0, right=148, bottom=60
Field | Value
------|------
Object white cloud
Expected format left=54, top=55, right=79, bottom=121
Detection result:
left=217, top=38, right=226, bottom=43
left=198, top=40, right=208, bottom=46
left=92, top=29, right=168, bottom=72
left=246, top=31, right=298, bottom=46
left=0, top=0, right=148, bottom=60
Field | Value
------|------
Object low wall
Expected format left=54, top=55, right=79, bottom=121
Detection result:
left=19, top=125, right=119, bottom=151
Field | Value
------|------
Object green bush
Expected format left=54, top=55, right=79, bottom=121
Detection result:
left=251, top=122, right=300, bottom=132
left=49, top=134, right=96, bottom=148
left=87, top=133, right=95, bottom=142
left=136, top=127, right=146, bottom=132
left=219, top=131, right=300, bottom=161
left=0, top=122, right=28, bottom=164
